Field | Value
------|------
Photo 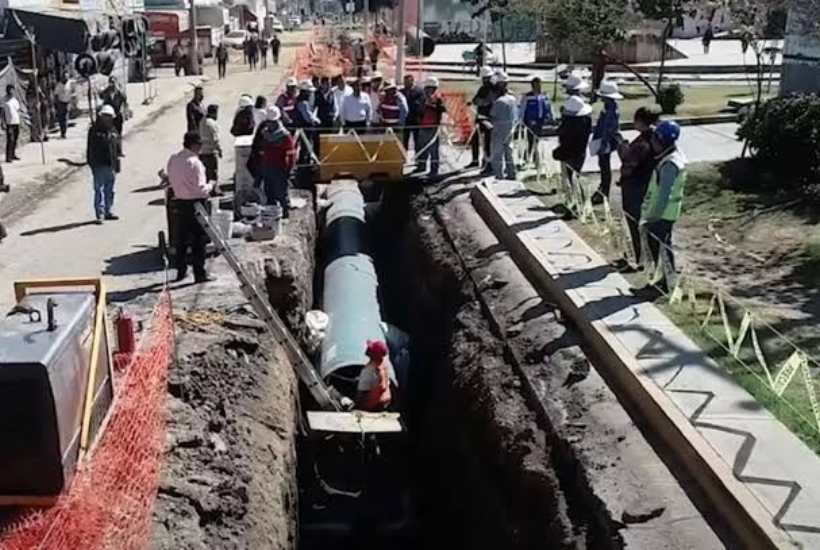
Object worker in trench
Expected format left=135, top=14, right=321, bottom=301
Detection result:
left=356, top=340, right=392, bottom=411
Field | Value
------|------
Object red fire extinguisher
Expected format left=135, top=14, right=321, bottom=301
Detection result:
left=116, top=308, right=136, bottom=356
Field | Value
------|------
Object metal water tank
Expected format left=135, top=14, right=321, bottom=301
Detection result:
left=0, top=291, right=113, bottom=502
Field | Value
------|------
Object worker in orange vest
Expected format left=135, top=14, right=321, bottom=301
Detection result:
left=356, top=340, right=392, bottom=411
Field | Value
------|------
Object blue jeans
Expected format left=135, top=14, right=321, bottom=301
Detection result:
left=92, top=165, right=116, bottom=218
left=416, top=127, right=440, bottom=175
left=56, top=101, right=69, bottom=137
left=261, top=164, right=290, bottom=218
left=491, top=133, right=515, bottom=180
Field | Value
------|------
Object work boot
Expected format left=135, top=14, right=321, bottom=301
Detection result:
left=195, top=272, right=216, bottom=284
left=466, top=160, right=479, bottom=169
left=175, top=269, right=188, bottom=282
left=104, top=213, right=120, bottom=221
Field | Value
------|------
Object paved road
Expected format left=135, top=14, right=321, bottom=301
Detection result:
left=0, top=51, right=293, bottom=314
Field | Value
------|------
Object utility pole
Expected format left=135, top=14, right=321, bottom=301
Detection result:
left=416, top=0, right=422, bottom=57
left=395, top=0, right=405, bottom=82
left=364, top=0, right=370, bottom=37
left=189, top=0, right=200, bottom=75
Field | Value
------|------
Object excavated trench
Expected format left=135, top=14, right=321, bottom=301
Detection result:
left=298, top=185, right=618, bottom=550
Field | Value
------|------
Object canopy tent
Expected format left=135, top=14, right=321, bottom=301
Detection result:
left=4, top=9, right=90, bottom=54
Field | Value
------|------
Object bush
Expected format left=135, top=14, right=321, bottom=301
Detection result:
left=657, top=83, right=684, bottom=114
left=737, top=95, right=820, bottom=184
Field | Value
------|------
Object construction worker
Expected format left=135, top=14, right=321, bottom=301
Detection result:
left=591, top=81, right=623, bottom=204
left=489, top=72, right=517, bottom=181
left=294, top=80, right=320, bottom=166
left=468, top=66, right=496, bottom=172
left=402, top=74, right=425, bottom=153
left=520, top=75, right=553, bottom=168
left=415, top=76, right=447, bottom=177
left=87, top=105, right=121, bottom=223
left=356, top=340, right=392, bottom=411
left=563, top=71, right=590, bottom=98
left=166, top=131, right=214, bottom=283
left=198, top=104, right=222, bottom=186
left=376, top=79, right=408, bottom=131
left=643, top=120, right=686, bottom=293
left=249, top=106, right=296, bottom=219
left=231, top=95, right=256, bottom=136
left=275, top=77, right=299, bottom=129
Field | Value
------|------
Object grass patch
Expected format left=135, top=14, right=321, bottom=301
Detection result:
left=440, top=79, right=776, bottom=122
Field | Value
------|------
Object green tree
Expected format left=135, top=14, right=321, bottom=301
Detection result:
left=635, top=0, right=690, bottom=93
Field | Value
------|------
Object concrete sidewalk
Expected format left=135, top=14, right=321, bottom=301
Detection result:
left=474, top=177, right=820, bottom=549
left=0, top=67, right=205, bottom=224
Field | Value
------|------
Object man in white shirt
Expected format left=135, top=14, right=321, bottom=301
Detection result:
left=53, top=74, right=73, bottom=139
left=340, top=79, right=371, bottom=130
left=331, top=75, right=352, bottom=126
left=2, top=85, right=21, bottom=162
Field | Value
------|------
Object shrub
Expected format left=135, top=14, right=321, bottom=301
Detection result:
left=657, top=83, right=684, bottom=114
left=737, top=95, right=820, bottom=184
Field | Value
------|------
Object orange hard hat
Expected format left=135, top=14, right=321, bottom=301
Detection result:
left=365, top=340, right=388, bottom=360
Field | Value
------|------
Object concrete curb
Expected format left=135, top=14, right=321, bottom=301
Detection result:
left=470, top=179, right=793, bottom=550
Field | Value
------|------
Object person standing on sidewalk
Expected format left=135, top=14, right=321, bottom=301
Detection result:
left=216, top=42, right=229, bottom=79
left=270, top=34, right=281, bottom=65
left=86, top=105, right=121, bottom=224
left=199, top=104, right=222, bottom=186
left=246, top=36, right=259, bottom=70
left=2, top=85, right=21, bottom=162
left=166, top=131, right=214, bottom=284
left=467, top=66, right=496, bottom=171
left=53, top=73, right=73, bottom=139
left=415, top=76, right=447, bottom=177
left=249, top=106, right=296, bottom=219
left=402, top=74, right=424, bottom=153
left=642, top=120, right=686, bottom=293
left=552, top=96, right=593, bottom=186
left=519, top=75, right=553, bottom=169
left=591, top=81, right=622, bottom=204
left=259, top=36, right=268, bottom=69
left=172, top=42, right=185, bottom=77
left=614, top=107, right=659, bottom=272
left=702, top=24, right=714, bottom=54
left=489, top=73, right=518, bottom=181
left=186, top=85, right=205, bottom=132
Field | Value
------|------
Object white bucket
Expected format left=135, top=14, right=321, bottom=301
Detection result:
left=213, top=210, right=234, bottom=240
left=260, top=205, right=283, bottom=236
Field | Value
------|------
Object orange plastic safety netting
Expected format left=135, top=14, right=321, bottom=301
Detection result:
left=0, top=289, right=175, bottom=550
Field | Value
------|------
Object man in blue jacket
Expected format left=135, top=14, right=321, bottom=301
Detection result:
left=591, top=81, right=622, bottom=204
left=519, top=75, right=553, bottom=168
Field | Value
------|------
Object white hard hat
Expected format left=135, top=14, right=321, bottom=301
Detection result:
left=99, top=104, right=116, bottom=117
left=423, top=76, right=439, bottom=88
left=596, top=80, right=624, bottom=100
left=300, top=79, right=316, bottom=92
left=493, top=72, right=509, bottom=84
left=383, top=78, right=397, bottom=90
left=371, top=71, right=383, bottom=80
left=479, top=66, right=494, bottom=78
left=563, top=96, right=593, bottom=117
left=285, top=76, right=298, bottom=87
left=238, top=95, right=253, bottom=108
left=267, top=105, right=282, bottom=121
left=564, top=71, right=590, bottom=92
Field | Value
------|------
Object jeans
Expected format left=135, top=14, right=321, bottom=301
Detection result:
left=416, top=127, right=440, bottom=175
left=217, top=59, right=227, bottom=78
left=598, top=153, right=612, bottom=198
left=56, top=101, right=69, bottom=137
left=402, top=126, right=418, bottom=152
left=621, top=181, right=648, bottom=263
left=646, top=220, right=675, bottom=281
left=200, top=153, right=218, bottom=182
left=272, top=51, right=279, bottom=64
left=5, top=124, right=19, bottom=161
left=261, top=164, right=291, bottom=218
left=491, top=134, right=515, bottom=180
left=174, top=199, right=208, bottom=279
left=92, top=165, right=116, bottom=218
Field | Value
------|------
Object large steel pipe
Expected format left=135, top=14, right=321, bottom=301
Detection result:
left=319, top=181, right=395, bottom=386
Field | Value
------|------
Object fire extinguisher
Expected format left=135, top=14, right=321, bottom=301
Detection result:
left=116, top=308, right=136, bottom=356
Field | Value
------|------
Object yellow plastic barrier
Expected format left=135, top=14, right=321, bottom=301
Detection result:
left=318, top=131, right=406, bottom=182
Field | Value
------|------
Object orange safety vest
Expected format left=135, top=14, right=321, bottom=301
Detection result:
left=360, top=359, right=391, bottom=411
left=379, top=95, right=401, bottom=125
left=419, top=93, right=444, bottom=126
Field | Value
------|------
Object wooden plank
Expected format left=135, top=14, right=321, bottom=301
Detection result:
left=307, top=411, right=404, bottom=434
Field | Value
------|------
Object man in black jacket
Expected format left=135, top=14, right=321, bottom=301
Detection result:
left=401, top=74, right=425, bottom=154
left=186, top=85, right=205, bottom=132
left=87, top=105, right=121, bottom=224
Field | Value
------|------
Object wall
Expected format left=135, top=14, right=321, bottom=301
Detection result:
left=781, top=0, right=820, bottom=94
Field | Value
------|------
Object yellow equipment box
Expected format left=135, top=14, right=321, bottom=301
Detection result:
left=318, top=131, right=406, bottom=182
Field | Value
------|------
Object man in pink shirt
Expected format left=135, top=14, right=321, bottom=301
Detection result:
left=166, top=131, right=214, bottom=283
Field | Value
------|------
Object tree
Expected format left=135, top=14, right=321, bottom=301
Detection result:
left=636, top=0, right=691, bottom=93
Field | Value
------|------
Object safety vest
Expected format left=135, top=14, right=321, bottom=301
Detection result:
left=360, top=359, right=391, bottom=411
left=277, top=94, right=296, bottom=118
left=522, top=92, right=548, bottom=124
left=419, top=93, right=444, bottom=126
left=646, top=150, right=686, bottom=222
left=379, top=95, right=401, bottom=125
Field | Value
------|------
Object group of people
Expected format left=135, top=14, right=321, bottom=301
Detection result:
left=243, top=34, right=282, bottom=71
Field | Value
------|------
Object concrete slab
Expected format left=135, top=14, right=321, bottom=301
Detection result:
left=638, top=38, right=784, bottom=68
left=473, top=177, right=820, bottom=549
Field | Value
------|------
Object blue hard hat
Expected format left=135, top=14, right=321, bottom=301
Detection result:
left=656, top=120, right=681, bottom=144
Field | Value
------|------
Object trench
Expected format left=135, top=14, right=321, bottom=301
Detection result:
left=295, top=184, right=616, bottom=550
